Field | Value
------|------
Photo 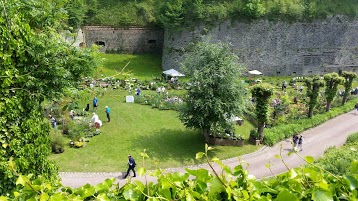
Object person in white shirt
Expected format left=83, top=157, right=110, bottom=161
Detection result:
left=91, top=113, right=100, bottom=128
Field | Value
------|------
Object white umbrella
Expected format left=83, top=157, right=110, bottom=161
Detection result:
left=248, top=70, right=263, bottom=75
left=162, top=69, right=185, bottom=77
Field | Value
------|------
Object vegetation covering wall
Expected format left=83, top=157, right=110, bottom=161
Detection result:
left=69, top=0, right=358, bottom=28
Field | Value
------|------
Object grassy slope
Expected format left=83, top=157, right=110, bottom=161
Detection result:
left=50, top=54, right=258, bottom=172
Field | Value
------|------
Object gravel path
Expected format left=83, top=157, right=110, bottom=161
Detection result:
left=60, top=110, right=358, bottom=188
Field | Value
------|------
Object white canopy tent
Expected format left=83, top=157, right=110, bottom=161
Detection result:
left=248, top=70, right=263, bottom=75
left=162, top=69, right=185, bottom=77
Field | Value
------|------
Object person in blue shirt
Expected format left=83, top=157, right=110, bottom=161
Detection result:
left=123, top=155, right=136, bottom=178
left=105, top=106, right=110, bottom=122
left=93, top=97, right=98, bottom=111
left=135, top=88, right=141, bottom=95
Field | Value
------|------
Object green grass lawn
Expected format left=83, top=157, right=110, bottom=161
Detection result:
left=96, top=53, right=163, bottom=81
left=50, top=89, right=258, bottom=172
left=50, top=54, right=259, bottom=172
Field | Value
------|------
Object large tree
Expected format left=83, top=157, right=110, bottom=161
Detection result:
left=341, top=71, right=357, bottom=105
left=179, top=41, right=246, bottom=142
left=323, top=72, right=344, bottom=112
left=0, top=0, right=99, bottom=193
left=305, top=76, right=324, bottom=118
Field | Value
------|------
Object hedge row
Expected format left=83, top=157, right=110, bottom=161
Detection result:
left=263, top=98, right=358, bottom=146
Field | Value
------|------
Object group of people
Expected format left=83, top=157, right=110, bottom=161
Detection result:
left=90, top=97, right=111, bottom=128
left=292, top=134, right=304, bottom=152
left=283, top=81, right=304, bottom=93
left=156, top=86, right=168, bottom=96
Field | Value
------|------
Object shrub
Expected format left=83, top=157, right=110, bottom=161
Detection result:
left=346, top=132, right=358, bottom=144
left=314, top=134, right=358, bottom=176
left=68, top=119, right=89, bottom=141
left=49, top=130, right=66, bottom=154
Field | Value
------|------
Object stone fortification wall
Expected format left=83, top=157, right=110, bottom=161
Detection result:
left=162, top=16, right=358, bottom=76
left=83, top=26, right=164, bottom=53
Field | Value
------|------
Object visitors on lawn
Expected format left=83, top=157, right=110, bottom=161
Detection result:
left=105, top=106, right=110, bottom=122
left=123, top=155, right=136, bottom=178
left=161, top=86, right=166, bottom=96
left=91, top=113, right=100, bottom=128
left=282, top=81, right=287, bottom=91
left=299, top=85, right=304, bottom=93
left=156, top=87, right=161, bottom=95
left=298, top=136, right=304, bottom=151
left=93, top=97, right=98, bottom=110
left=135, top=88, right=141, bottom=96
left=70, top=110, right=75, bottom=120
left=49, top=115, right=57, bottom=129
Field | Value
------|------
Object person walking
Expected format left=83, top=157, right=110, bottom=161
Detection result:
left=355, top=102, right=358, bottom=114
left=123, top=155, right=136, bottom=178
left=298, top=136, right=304, bottom=151
left=49, top=115, right=57, bottom=129
left=105, top=106, right=110, bottom=122
left=292, top=134, right=299, bottom=151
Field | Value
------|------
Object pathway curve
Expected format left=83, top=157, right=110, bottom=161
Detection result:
left=60, top=110, right=358, bottom=188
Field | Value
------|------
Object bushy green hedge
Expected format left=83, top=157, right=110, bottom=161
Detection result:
left=314, top=133, right=358, bottom=175
left=3, top=149, right=358, bottom=200
left=263, top=98, right=358, bottom=146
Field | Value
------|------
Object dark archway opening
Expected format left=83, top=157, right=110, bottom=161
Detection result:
left=94, top=41, right=105, bottom=46
left=147, top=40, right=157, bottom=44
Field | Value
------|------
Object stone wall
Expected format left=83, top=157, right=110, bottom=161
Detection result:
left=83, top=26, right=164, bottom=53
left=162, top=16, right=358, bottom=76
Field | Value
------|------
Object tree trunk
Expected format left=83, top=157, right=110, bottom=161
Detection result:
left=308, top=106, right=314, bottom=118
left=325, top=101, right=331, bottom=112
left=257, top=121, right=265, bottom=142
left=342, top=95, right=348, bottom=105
left=202, top=129, right=210, bottom=143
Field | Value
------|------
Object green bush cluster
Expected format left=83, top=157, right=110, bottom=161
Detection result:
left=314, top=133, right=358, bottom=175
left=77, top=0, right=358, bottom=28
left=264, top=98, right=358, bottom=145
left=49, top=130, right=66, bottom=154
left=346, top=132, right=358, bottom=144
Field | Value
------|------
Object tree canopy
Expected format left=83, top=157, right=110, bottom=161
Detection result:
left=323, top=72, right=344, bottom=112
left=305, top=76, right=324, bottom=118
left=250, top=83, right=274, bottom=141
left=0, top=0, right=99, bottom=193
left=179, top=41, right=246, bottom=140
